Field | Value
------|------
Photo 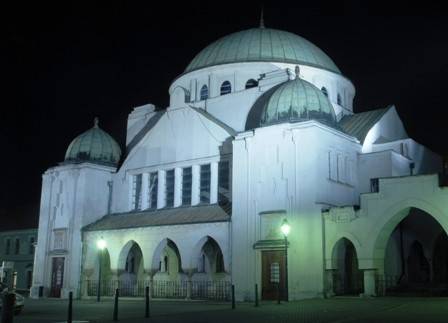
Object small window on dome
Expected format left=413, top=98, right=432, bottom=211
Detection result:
left=337, top=93, right=342, bottom=106
left=200, top=85, right=208, bottom=100
left=220, top=81, right=232, bottom=95
left=245, top=79, right=258, bottom=89
left=321, top=87, right=328, bottom=98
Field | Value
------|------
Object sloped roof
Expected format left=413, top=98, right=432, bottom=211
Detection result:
left=339, top=107, right=391, bottom=143
left=83, top=204, right=231, bottom=232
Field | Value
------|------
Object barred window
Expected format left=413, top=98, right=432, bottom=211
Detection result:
left=200, top=164, right=211, bottom=203
left=148, top=172, right=158, bottom=209
left=200, top=85, right=208, bottom=100
left=53, top=230, right=65, bottom=250
left=218, top=161, right=230, bottom=203
left=15, top=238, right=20, bottom=255
left=29, top=237, right=35, bottom=255
left=182, top=167, right=192, bottom=206
left=5, top=238, right=10, bottom=255
left=245, top=79, right=258, bottom=89
left=165, top=169, right=175, bottom=207
left=132, top=174, right=142, bottom=210
left=220, top=81, right=231, bottom=95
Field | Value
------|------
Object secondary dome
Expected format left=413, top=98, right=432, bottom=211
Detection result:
left=185, top=28, right=340, bottom=74
left=246, top=77, right=336, bottom=130
left=65, top=118, right=121, bottom=166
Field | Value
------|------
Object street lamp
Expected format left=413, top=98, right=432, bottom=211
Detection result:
left=97, top=237, right=106, bottom=302
left=280, top=219, right=290, bottom=302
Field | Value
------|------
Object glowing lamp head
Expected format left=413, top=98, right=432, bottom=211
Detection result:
left=281, top=219, right=290, bottom=237
left=97, top=238, right=107, bottom=250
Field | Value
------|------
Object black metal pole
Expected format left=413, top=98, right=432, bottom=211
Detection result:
left=67, top=291, right=73, bottom=323
left=145, top=286, right=150, bottom=318
left=277, top=283, right=281, bottom=304
left=113, top=288, right=119, bottom=321
left=231, top=284, right=235, bottom=309
left=255, top=284, right=259, bottom=307
left=285, top=235, right=289, bottom=302
left=97, top=250, right=102, bottom=302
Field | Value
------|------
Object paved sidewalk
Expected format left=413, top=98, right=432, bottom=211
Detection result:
left=13, top=297, right=448, bottom=323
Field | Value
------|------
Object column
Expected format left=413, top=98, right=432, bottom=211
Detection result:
left=141, top=173, right=149, bottom=210
left=174, top=168, right=182, bottom=207
left=210, top=161, right=218, bottom=204
left=192, top=165, right=200, bottom=205
left=157, top=170, right=166, bottom=209
left=363, top=269, right=377, bottom=297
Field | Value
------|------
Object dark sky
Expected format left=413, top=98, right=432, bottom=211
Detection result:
left=3, top=2, right=448, bottom=230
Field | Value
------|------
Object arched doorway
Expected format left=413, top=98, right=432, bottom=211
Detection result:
left=118, top=241, right=145, bottom=296
left=152, top=238, right=185, bottom=298
left=332, top=238, right=363, bottom=295
left=383, top=207, right=447, bottom=296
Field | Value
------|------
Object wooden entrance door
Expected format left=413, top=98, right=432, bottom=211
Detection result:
left=261, top=250, right=286, bottom=300
left=50, top=257, right=64, bottom=297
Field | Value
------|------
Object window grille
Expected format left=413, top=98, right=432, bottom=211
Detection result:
left=182, top=167, right=192, bottom=206
left=220, top=81, right=231, bottom=95
left=200, top=164, right=211, bottom=203
left=245, top=79, right=258, bottom=89
left=132, top=174, right=142, bottom=210
left=15, top=238, right=20, bottom=255
left=148, top=172, right=158, bottom=209
left=218, top=161, right=230, bottom=203
left=5, top=239, right=10, bottom=255
left=165, top=169, right=175, bottom=207
left=200, top=85, right=208, bottom=100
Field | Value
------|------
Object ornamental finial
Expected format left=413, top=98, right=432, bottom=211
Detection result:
left=259, top=5, right=265, bottom=28
left=94, top=117, right=99, bottom=128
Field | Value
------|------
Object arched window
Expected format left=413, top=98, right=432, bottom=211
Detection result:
left=321, top=87, right=328, bottom=98
left=220, top=81, right=232, bottom=95
left=216, top=250, right=225, bottom=273
left=245, top=79, right=258, bottom=89
left=337, top=93, right=342, bottom=106
left=200, top=85, right=208, bottom=100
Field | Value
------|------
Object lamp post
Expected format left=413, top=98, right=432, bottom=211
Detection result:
left=97, top=238, right=106, bottom=302
left=280, top=219, right=290, bottom=302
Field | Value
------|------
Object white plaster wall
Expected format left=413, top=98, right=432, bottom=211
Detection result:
left=112, top=106, right=233, bottom=214
left=31, top=163, right=114, bottom=298
left=169, top=62, right=355, bottom=132
left=231, top=120, right=359, bottom=301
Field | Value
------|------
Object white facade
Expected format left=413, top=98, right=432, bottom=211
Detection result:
left=32, top=26, right=445, bottom=301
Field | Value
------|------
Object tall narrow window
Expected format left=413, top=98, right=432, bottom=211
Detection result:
left=15, top=238, right=20, bottom=255
left=29, top=237, right=35, bottom=255
left=182, top=167, right=192, bottom=206
left=220, top=81, right=231, bottom=95
left=245, top=79, right=258, bottom=89
left=337, top=93, right=342, bottom=106
left=132, top=174, right=142, bottom=210
left=321, top=87, right=328, bottom=97
left=148, top=172, right=158, bottom=209
left=200, top=164, right=211, bottom=203
left=200, top=85, right=208, bottom=100
left=165, top=169, right=175, bottom=207
left=5, top=239, right=10, bottom=255
left=218, top=160, right=230, bottom=203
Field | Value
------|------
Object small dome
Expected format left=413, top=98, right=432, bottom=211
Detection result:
left=246, top=77, right=336, bottom=129
left=186, top=28, right=340, bottom=74
left=65, top=118, right=121, bottom=166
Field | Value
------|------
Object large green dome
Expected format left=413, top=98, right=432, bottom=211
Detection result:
left=65, top=118, right=121, bottom=166
left=185, top=28, right=340, bottom=74
left=246, top=77, right=336, bottom=129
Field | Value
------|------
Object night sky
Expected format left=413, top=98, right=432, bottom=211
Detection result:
left=3, top=2, right=448, bottom=230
